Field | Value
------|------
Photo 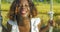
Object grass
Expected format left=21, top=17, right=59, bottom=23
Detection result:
left=36, top=3, right=60, bottom=14
left=53, top=3, right=60, bottom=13
left=1, top=3, right=11, bottom=11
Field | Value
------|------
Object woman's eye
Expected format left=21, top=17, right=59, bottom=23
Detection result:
left=25, top=5, right=29, bottom=7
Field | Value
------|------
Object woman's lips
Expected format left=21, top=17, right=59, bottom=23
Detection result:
left=21, top=10, right=26, bottom=14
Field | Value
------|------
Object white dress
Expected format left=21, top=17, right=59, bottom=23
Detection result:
left=8, top=18, right=41, bottom=32
left=31, top=18, right=41, bottom=32
left=8, top=20, right=19, bottom=32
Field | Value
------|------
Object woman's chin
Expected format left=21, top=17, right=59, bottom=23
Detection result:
left=21, top=15, right=28, bottom=18
left=21, top=12, right=29, bottom=18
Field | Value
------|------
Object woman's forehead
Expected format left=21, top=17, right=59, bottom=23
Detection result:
left=19, top=0, right=29, bottom=5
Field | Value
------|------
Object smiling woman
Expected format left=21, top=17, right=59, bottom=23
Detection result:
left=6, top=0, right=38, bottom=32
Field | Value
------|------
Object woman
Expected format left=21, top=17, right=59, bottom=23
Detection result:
left=7, top=0, right=40, bottom=32
left=7, top=0, right=54, bottom=32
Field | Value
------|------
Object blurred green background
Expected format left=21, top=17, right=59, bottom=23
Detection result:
left=1, top=0, right=60, bottom=32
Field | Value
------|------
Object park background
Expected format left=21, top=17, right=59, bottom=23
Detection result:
left=1, top=0, right=60, bottom=32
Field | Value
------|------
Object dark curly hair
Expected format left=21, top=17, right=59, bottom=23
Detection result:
left=8, top=0, right=37, bottom=21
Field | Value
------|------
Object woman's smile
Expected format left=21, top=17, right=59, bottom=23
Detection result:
left=21, top=9, right=27, bottom=14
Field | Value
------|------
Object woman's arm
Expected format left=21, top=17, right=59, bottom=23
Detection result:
left=39, top=20, right=55, bottom=32
left=38, top=22, right=41, bottom=31
left=37, top=21, right=49, bottom=32
left=40, top=24, right=49, bottom=32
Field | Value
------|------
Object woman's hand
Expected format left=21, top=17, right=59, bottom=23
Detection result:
left=48, top=20, right=55, bottom=27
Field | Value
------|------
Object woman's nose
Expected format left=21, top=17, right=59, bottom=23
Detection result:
left=22, top=5, right=25, bottom=9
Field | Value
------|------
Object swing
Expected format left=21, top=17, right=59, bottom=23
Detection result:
left=0, top=0, right=3, bottom=32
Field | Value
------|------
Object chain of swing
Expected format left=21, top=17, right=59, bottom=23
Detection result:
left=0, top=0, right=13, bottom=24
left=0, top=0, right=14, bottom=32
left=0, top=0, right=2, bottom=26
left=0, top=0, right=3, bottom=32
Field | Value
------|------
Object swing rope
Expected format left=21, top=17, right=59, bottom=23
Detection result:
left=0, top=0, right=2, bottom=26
left=48, top=0, right=54, bottom=32
left=0, top=0, right=3, bottom=32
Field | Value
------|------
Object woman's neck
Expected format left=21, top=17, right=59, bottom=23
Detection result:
left=17, top=17, right=30, bottom=26
left=18, top=17, right=31, bottom=32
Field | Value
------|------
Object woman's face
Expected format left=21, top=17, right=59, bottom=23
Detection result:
left=19, top=0, right=30, bottom=17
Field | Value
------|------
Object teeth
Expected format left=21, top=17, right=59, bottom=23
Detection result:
left=22, top=11, right=26, bottom=13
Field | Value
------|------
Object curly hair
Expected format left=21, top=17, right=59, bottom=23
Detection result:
left=8, top=0, right=37, bottom=21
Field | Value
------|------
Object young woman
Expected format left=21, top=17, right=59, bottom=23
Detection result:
left=7, top=0, right=54, bottom=32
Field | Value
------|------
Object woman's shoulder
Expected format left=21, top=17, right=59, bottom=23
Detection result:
left=7, top=20, right=17, bottom=25
left=31, top=17, right=41, bottom=21
left=31, top=17, right=41, bottom=23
